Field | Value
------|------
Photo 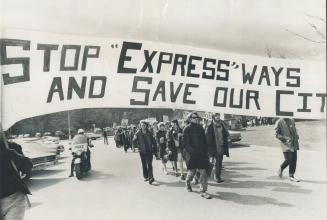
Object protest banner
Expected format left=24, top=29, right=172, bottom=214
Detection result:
left=0, top=29, right=325, bottom=130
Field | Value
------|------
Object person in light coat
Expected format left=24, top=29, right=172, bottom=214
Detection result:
left=274, top=118, right=300, bottom=182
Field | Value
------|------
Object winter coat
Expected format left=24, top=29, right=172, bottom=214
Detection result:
left=114, top=131, right=124, bottom=145
left=129, top=129, right=137, bottom=148
left=156, top=130, right=167, bottom=158
left=122, top=131, right=130, bottom=146
left=182, top=123, right=209, bottom=169
left=0, top=139, right=32, bottom=199
left=134, top=129, right=157, bottom=155
left=167, top=127, right=183, bottom=161
left=205, top=121, right=230, bottom=157
left=274, top=118, right=299, bottom=152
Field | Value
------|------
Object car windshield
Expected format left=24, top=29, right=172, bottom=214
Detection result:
left=72, top=135, right=88, bottom=144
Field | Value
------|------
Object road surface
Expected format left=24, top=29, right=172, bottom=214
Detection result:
left=24, top=137, right=326, bottom=220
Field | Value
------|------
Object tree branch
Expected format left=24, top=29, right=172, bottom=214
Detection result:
left=283, top=28, right=326, bottom=44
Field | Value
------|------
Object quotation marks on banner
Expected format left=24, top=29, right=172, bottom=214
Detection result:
left=111, top=44, right=119, bottom=49
left=232, top=62, right=239, bottom=69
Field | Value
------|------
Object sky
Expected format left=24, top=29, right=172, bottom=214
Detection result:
left=1, top=0, right=326, bottom=60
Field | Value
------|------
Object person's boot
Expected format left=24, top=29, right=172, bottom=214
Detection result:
left=186, top=182, right=192, bottom=192
left=278, top=167, right=283, bottom=178
left=289, top=176, right=300, bottom=182
left=201, top=192, right=212, bottom=199
left=148, top=177, right=155, bottom=184
left=69, top=171, right=74, bottom=177
left=69, top=163, right=74, bottom=177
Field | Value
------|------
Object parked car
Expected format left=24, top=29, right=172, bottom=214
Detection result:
left=43, top=132, right=52, bottom=136
left=84, top=132, right=102, bottom=140
left=228, top=130, right=242, bottom=144
left=55, top=130, right=65, bottom=139
left=94, top=128, right=102, bottom=134
left=35, top=132, right=41, bottom=137
left=9, top=134, right=18, bottom=139
left=41, top=136, right=65, bottom=153
left=105, top=127, right=114, bottom=136
left=10, top=138, right=59, bottom=179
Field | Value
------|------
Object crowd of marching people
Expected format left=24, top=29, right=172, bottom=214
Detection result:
left=110, top=112, right=232, bottom=199
left=108, top=112, right=301, bottom=199
left=0, top=112, right=302, bottom=220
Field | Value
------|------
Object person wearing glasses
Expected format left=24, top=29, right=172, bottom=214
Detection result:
left=183, top=112, right=211, bottom=199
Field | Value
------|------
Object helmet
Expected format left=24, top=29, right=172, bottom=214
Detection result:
left=77, top=129, right=85, bottom=134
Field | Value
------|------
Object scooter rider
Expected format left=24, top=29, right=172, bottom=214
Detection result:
left=69, top=129, right=92, bottom=177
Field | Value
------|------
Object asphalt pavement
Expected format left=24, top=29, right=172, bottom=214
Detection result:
left=24, top=136, right=326, bottom=220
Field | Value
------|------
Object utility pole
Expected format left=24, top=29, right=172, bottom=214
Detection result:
left=68, top=110, right=71, bottom=140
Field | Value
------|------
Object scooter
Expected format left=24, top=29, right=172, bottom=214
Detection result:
left=71, top=143, right=92, bottom=180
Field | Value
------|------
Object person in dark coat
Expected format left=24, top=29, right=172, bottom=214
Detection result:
left=103, top=128, right=108, bottom=145
left=0, top=133, right=32, bottom=220
left=129, top=125, right=137, bottom=152
left=205, top=113, right=230, bottom=183
left=156, top=122, right=169, bottom=174
left=114, top=128, right=124, bottom=147
left=183, top=112, right=211, bottom=199
left=122, top=128, right=131, bottom=152
left=133, top=121, right=157, bottom=184
left=167, top=120, right=183, bottom=177
left=150, top=122, right=160, bottom=160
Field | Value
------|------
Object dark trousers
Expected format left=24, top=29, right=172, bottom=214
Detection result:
left=140, top=153, right=153, bottom=179
left=70, top=150, right=91, bottom=175
left=70, top=157, right=77, bottom=175
left=281, top=151, right=297, bottom=176
left=215, top=154, right=223, bottom=179
left=124, top=142, right=130, bottom=152
left=103, top=136, right=108, bottom=145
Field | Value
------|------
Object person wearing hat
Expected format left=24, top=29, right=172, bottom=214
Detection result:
left=183, top=112, right=211, bottom=199
left=133, top=121, right=157, bottom=184
left=205, top=113, right=230, bottom=183
left=69, top=129, right=92, bottom=177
